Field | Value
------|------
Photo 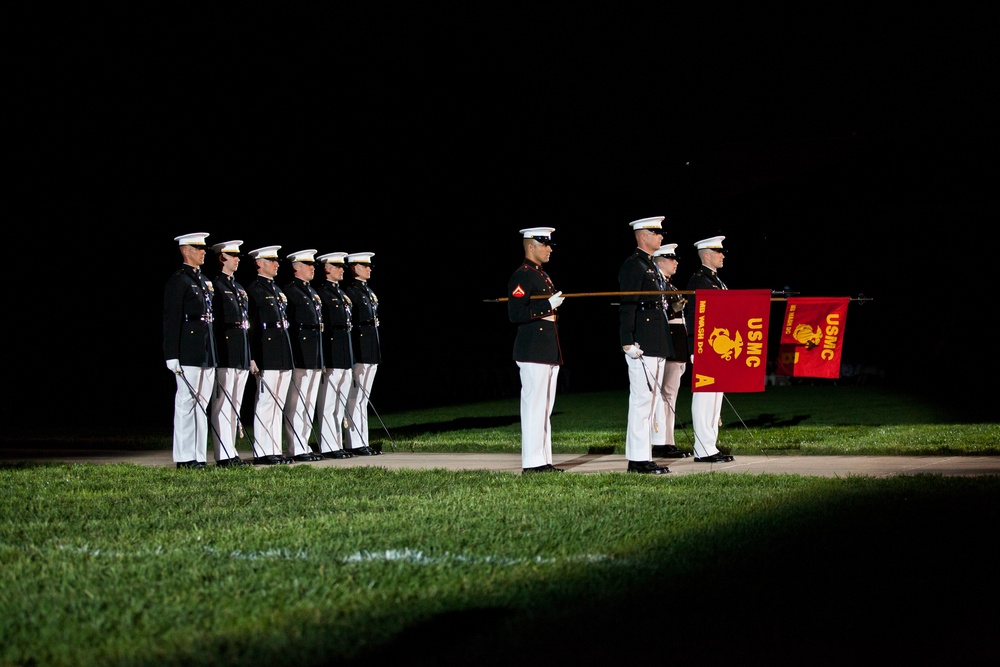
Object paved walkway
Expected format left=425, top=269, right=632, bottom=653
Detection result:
left=3, top=449, right=1000, bottom=477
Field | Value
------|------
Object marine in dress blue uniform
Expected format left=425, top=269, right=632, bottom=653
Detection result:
left=281, top=249, right=325, bottom=462
left=684, top=235, right=736, bottom=463
left=617, top=217, right=673, bottom=474
left=314, top=252, right=355, bottom=459
left=246, top=245, right=294, bottom=465
left=342, top=252, right=382, bottom=455
left=651, top=243, right=691, bottom=459
left=209, top=239, right=253, bottom=466
left=507, top=227, right=565, bottom=473
left=163, top=232, right=217, bottom=469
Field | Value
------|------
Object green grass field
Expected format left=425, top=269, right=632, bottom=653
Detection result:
left=372, top=385, right=998, bottom=456
left=8, top=385, right=998, bottom=456
left=2, top=386, right=998, bottom=666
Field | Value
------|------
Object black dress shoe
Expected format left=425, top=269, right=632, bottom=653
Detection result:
left=522, top=464, right=565, bottom=474
left=253, top=455, right=289, bottom=465
left=216, top=457, right=250, bottom=467
left=293, top=452, right=324, bottom=462
left=652, top=445, right=691, bottom=458
left=322, top=450, right=353, bottom=459
left=347, top=447, right=376, bottom=456
left=176, top=460, right=207, bottom=469
left=626, top=460, right=671, bottom=474
left=694, top=452, right=736, bottom=463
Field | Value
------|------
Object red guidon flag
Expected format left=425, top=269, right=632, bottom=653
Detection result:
left=691, top=289, right=771, bottom=393
left=776, top=297, right=850, bottom=378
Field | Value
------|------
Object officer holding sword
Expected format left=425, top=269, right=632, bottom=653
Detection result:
left=617, top=217, right=674, bottom=475
left=163, top=232, right=217, bottom=469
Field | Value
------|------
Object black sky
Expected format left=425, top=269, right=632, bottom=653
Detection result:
left=12, top=6, right=997, bottom=429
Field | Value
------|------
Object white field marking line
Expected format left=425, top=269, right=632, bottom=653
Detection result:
left=54, top=545, right=623, bottom=565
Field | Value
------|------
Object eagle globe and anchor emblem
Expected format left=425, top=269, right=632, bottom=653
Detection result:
left=791, top=323, right=822, bottom=350
left=707, top=327, right=743, bottom=361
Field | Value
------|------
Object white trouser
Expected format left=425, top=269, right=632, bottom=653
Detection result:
left=172, top=365, right=216, bottom=464
left=315, top=367, right=352, bottom=453
left=624, top=355, right=664, bottom=461
left=517, top=361, right=559, bottom=468
left=210, top=367, right=250, bottom=462
left=283, top=368, right=322, bottom=456
left=253, top=369, right=291, bottom=457
left=345, top=363, right=378, bottom=449
left=691, top=391, right=724, bottom=458
left=651, top=360, right=686, bottom=446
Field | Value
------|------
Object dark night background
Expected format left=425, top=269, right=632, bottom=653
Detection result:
left=10, top=5, right=997, bottom=433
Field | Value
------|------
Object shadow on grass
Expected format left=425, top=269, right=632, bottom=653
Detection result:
left=729, top=413, right=813, bottom=428
left=386, top=415, right=521, bottom=438
left=338, top=476, right=1000, bottom=666
left=70, top=475, right=998, bottom=667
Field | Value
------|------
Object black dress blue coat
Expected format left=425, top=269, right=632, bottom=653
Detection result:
left=211, top=273, right=251, bottom=370
left=618, top=249, right=675, bottom=359
left=163, top=265, right=217, bottom=368
left=507, top=260, right=562, bottom=365
left=342, top=280, right=381, bottom=365
left=247, top=276, right=294, bottom=371
left=316, top=279, right=354, bottom=370
left=283, top=277, right=325, bottom=370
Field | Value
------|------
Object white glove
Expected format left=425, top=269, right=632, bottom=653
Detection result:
left=250, top=360, right=259, bottom=375
left=548, top=291, right=564, bottom=309
left=624, top=344, right=643, bottom=359
left=166, top=359, right=181, bottom=373
left=690, top=354, right=694, bottom=364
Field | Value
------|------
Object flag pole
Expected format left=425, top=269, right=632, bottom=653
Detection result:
left=484, top=290, right=874, bottom=303
left=770, top=296, right=874, bottom=303
left=483, top=290, right=695, bottom=303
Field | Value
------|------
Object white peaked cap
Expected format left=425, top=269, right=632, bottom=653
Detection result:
left=286, top=249, right=318, bottom=263
left=317, top=252, right=349, bottom=264
left=211, top=240, right=243, bottom=253
left=629, top=217, right=664, bottom=231
left=519, top=227, right=555, bottom=239
left=248, top=245, right=282, bottom=259
left=347, top=252, right=375, bottom=264
left=694, top=236, right=726, bottom=250
left=174, top=232, right=209, bottom=246
left=653, top=243, right=678, bottom=258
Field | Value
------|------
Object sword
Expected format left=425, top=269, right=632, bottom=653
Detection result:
left=174, top=367, right=233, bottom=462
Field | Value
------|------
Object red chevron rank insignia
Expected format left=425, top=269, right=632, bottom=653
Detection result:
left=512, top=284, right=525, bottom=298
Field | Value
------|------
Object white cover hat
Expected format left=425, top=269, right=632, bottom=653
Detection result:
left=248, top=245, right=281, bottom=260
left=211, top=240, right=243, bottom=254
left=629, top=217, right=664, bottom=231
left=317, top=252, right=348, bottom=264
left=519, top=227, right=555, bottom=239
left=286, top=249, right=318, bottom=263
left=694, top=236, right=726, bottom=250
left=653, top=243, right=678, bottom=258
left=347, top=252, right=375, bottom=264
left=174, top=232, right=209, bottom=246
